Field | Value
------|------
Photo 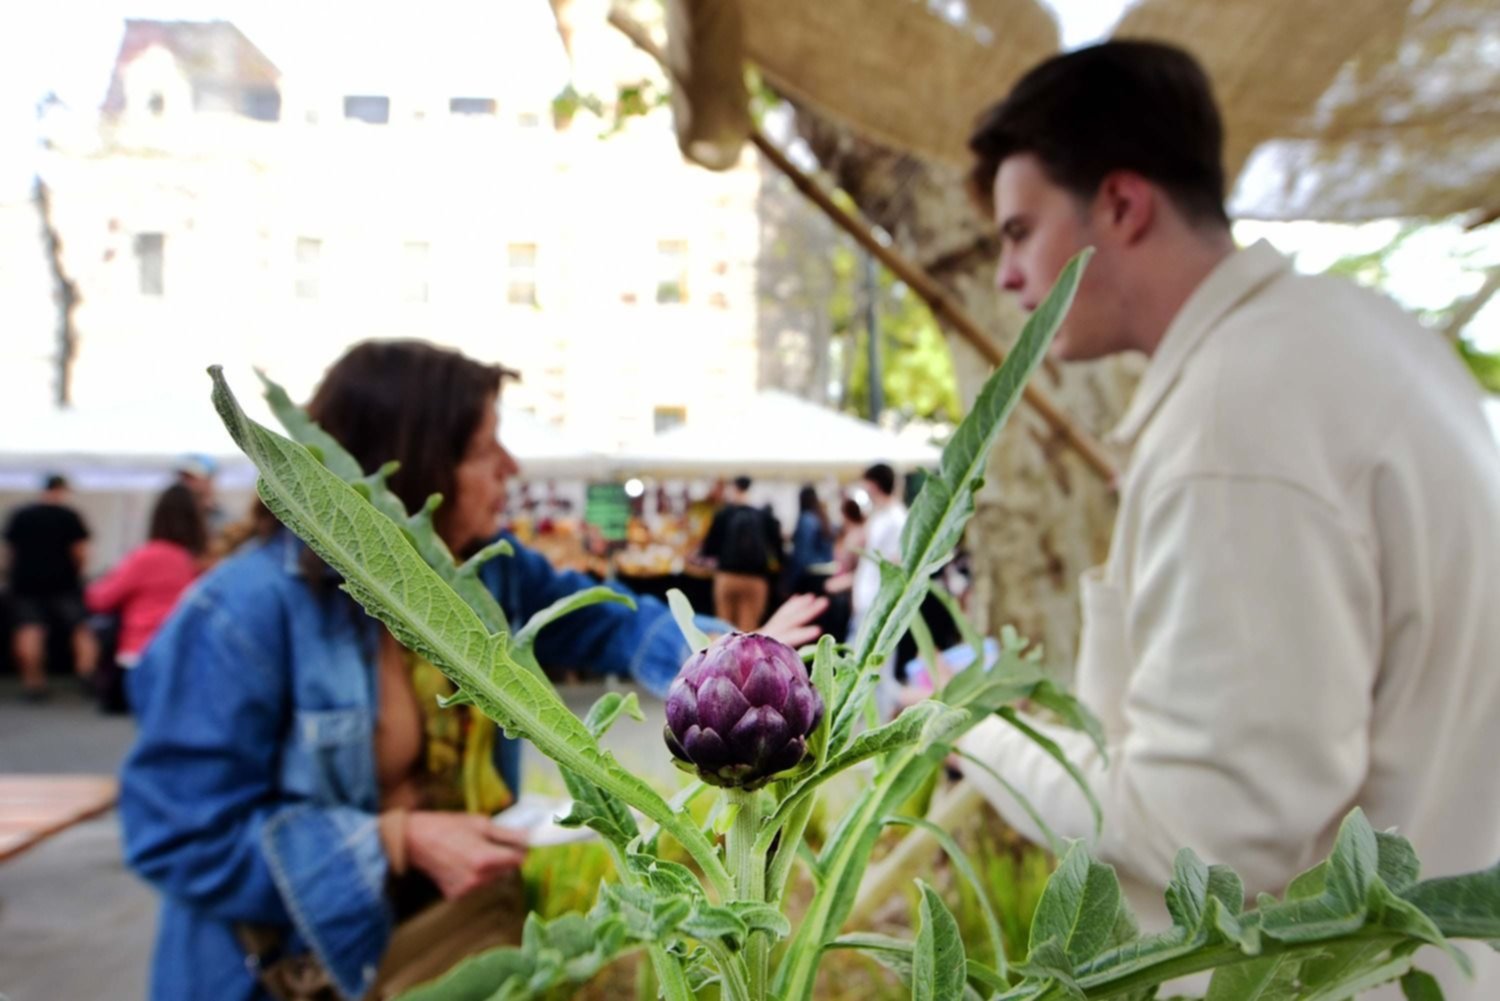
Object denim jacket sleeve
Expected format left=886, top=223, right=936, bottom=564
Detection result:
left=483, top=533, right=727, bottom=697
left=121, top=575, right=391, bottom=1001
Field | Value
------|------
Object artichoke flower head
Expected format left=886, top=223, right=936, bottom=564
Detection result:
left=663, top=632, right=824, bottom=789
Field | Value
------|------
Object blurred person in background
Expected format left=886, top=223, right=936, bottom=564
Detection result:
left=823, top=494, right=868, bottom=643
left=846, top=463, right=907, bottom=641
left=120, top=340, right=824, bottom=1001
left=698, top=474, right=783, bottom=631
left=784, top=484, right=834, bottom=596
left=176, top=453, right=228, bottom=544
left=85, top=483, right=207, bottom=712
left=3, top=474, right=95, bottom=699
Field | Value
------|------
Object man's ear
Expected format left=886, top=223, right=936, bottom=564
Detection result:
left=1094, top=170, right=1156, bottom=246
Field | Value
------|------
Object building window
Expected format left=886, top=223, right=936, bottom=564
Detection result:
left=243, top=88, right=282, bottom=122
left=653, top=406, right=687, bottom=434
left=507, top=243, right=538, bottom=306
left=294, top=237, right=321, bottom=300
left=656, top=240, right=689, bottom=304
left=402, top=241, right=430, bottom=303
left=147, top=92, right=166, bottom=116
left=450, top=97, right=496, bottom=116
left=343, top=95, right=390, bottom=124
left=135, top=232, right=164, bottom=296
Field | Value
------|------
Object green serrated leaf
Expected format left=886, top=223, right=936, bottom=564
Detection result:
left=887, top=815, right=1007, bottom=976
left=514, top=586, right=635, bottom=656
left=855, top=249, right=1089, bottom=670
left=1326, top=808, right=1381, bottom=909
left=1165, top=849, right=1214, bottom=934
left=807, top=634, right=837, bottom=768
left=1376, top=830, right=1422, bottom=893
left=1400, top=861, right=1500, bottom=942
left=667, top=588, right=711, bottom=652
left=913, top=881, right=968, bottom=1001
left=1030, top=842, right=1122, bottom=966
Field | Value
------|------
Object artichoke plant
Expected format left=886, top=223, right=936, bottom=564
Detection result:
left=664, top=633, right=824, bottom=789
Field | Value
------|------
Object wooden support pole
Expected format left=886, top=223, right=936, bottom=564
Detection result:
left=609, top=10, right=1118, bottom=485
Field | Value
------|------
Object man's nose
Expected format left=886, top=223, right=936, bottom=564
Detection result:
left=996, top=254, right=1024, bottom=294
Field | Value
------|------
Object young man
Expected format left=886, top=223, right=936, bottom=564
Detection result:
left=955, top=41, right=1500, bottom=997
left=4, top=474, right=97, bottom=698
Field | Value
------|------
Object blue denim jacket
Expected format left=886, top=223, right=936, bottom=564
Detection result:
left=120, top=530, right=723, bottom=1001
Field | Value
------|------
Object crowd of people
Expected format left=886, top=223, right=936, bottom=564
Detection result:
left=693, top=464, right=928, bottom=652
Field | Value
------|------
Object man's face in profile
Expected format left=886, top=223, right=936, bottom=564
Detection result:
left=992, top=153, right=1121, bottom=362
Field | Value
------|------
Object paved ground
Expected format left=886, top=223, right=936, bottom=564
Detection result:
left=0, top=675, right=677, bottom=1001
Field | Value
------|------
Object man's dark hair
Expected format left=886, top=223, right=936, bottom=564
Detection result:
left=863, top=463, right=896, bottom=499
left=44, top=474, right=68, bottom=491
left=968, top=40, right=1229, bottom=228
left=733, top=475, right=753, bottom=493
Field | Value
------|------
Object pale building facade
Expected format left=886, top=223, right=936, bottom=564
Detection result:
left=24, top=15, right=762, bottom=450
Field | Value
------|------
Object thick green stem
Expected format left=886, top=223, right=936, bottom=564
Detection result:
left=728, top=789, right=768, bottom=998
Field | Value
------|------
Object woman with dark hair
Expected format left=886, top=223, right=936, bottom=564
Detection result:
left=119, top=340, right=824, bottom=1001
left=86, top=483, right=205, bottom=669
left=785, top=484, right=834, bottom=592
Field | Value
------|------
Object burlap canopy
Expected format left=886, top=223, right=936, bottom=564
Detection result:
left=658, top=0, right=1499, bottom=222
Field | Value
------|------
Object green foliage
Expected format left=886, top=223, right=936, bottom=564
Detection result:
left=551, top=78, right=668, bottom=135
left=992, top=809, right=1497, bottom=1001
left=757, top=170, right=962, bottom=423
left=1457, top=338, right=1500, bottom=394
left=838, top=252, right=965, bottom=423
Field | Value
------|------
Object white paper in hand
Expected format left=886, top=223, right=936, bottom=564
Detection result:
left=492, top=793, right=598, bottom=848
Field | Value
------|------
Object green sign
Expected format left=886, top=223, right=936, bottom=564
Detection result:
left=585, top=482, right=631, bottom=542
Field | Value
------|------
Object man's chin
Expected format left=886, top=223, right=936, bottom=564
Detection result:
left=1047, top=331, right=1083, bottom=362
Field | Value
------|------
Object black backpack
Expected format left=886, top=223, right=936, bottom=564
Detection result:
left=722, top=505, right=774, bottom=574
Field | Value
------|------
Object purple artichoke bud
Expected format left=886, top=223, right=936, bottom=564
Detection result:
left=663, top=633, right=824, bottom=789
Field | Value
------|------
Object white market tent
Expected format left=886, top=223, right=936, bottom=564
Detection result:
left=0, top=394, right=610, bottom=489
left=0, top=394, right=610, bottom=571
left=612, top=391, right=942, bottom=479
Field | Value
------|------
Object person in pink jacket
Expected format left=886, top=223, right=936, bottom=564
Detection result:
left=87, top=484, right=205, bottom=667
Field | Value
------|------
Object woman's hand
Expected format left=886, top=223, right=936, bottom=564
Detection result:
left=405, top=812, right=528, bottom=899
left=758, top=593, right=829, bottom=648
